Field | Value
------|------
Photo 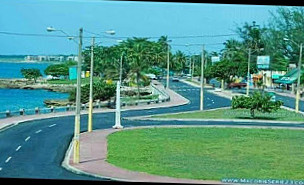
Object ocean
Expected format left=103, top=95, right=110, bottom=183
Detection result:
left=0, top=60, right=69, bottom=115
left=0, top=60, right=56, bottom=78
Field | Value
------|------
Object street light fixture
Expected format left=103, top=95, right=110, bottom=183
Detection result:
left=283, top=37, right=303, bottom=113
left=113, top=39, right=124, bottom=129
left=47, top=26, right=82, bottom=164
left=88, top=31, right=116, bottom=132
left=200, top=44, right=205, bottom=111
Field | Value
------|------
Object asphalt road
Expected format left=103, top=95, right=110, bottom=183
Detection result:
left=0, top=80, right=303, bottom=182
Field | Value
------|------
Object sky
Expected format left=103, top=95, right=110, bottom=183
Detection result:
left=0, top=0, right=284, bottom=55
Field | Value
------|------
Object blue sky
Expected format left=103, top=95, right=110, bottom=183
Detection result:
left=0, top=0, right=282, bottom=55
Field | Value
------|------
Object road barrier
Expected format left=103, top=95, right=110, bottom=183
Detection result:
left=0, top=84, right=170, bottom=119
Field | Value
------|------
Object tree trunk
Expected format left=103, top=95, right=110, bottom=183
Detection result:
left=221, top=79, right=224, bottom=90
left=250, top=109, right=255, bottom=118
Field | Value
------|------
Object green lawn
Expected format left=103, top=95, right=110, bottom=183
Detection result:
left=107, top=127, right=304, bottom=180
left=121, top=94, right=159, bottom=103
left=151, top=108, right=304, bottom=122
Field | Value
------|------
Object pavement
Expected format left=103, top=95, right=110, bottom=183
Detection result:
left=2, top=78, right=304, bottom=183
left=63, top=80, right=226, bottom=184
left=63, top=78, right=304, bottom=184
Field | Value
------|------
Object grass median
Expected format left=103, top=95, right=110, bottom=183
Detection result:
left=107, top=127, right=304, bottom=180
left=150, top=108, right=304, bottom=122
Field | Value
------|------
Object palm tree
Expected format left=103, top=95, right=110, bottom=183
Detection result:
left=172, top=50, right=186, bottom=73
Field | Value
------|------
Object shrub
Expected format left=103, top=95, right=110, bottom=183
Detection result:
left=69, top=79, right=116, bottom=103
left=232, top=91, right=283, bottom=118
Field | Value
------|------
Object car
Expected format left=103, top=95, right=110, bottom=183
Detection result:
left=209, top=78, right=221, bottom=88
left=145, top=74, right=157, bottom=80
left=172, top=77, right=179, bottom=82
left=186, top=74, right=192, bottom=79
left=228, top=82, right=247, bottom=89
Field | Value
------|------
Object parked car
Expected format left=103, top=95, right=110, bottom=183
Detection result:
left=145, top=73, right=157, bottom=80
left=228, top=82, right=247, bottom=89
left=209, top=78, right=221, bottom=88
left=172, top=77, right=179, bottom=82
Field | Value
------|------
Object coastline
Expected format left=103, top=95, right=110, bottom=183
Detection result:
left=0, top=78, right=75, bottom=93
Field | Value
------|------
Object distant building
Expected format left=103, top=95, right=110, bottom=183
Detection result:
left=24, top=55, right=78, bottom=62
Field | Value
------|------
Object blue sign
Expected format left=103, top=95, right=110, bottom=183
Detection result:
left=257, top=56, right=270, bottom=69
left=69, top=66, right=77, bottom=80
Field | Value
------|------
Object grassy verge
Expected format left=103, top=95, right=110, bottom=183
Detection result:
left=121, top=94, right=159, bottom=103
left=107, top=127, right=304, bottom=180
left=151, top=108, right=304, bottom=122
left=45, top=77, right=100, bottom=85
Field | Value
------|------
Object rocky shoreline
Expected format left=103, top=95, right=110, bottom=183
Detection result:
left=0, top=78, right=75, bottom=93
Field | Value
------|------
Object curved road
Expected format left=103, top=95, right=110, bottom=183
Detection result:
left=0, top=80, right=303, bottom=181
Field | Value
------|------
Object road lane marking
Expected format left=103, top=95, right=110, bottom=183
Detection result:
left=5, top=157, right=11, bottom=163
left=16, top=146, right=22, bottom=151
left=25, top=136, right=31, bottom=142
left=35, top=130, right=42, bottom=134
left=49, top=124, right=56, bottom=128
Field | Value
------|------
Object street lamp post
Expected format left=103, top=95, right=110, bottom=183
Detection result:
left=88, top=37, right=95, bottom=133
left=296, top=43, right=303, bottom=113
left=74, top=27, right=83, bottom=164
left=166, top=40, right=172, bottom=89
left=200, top=45, right=205, bottom=111
left=283, top=38, right=303, bottom=113
left=47, top=26, right=82, bottom=164
left=246, top=48, right=251, bottom=96
left=87, top=31, right=115, bottom=132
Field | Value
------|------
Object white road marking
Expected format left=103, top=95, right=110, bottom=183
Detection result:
left=16, top=146, right=22, bottom=151
left=5, top=157, right=11, bottom=163
left=25, top=136, right=31, bottom=142
left=35, top=130, right=42, bottom=134
left=49, top=124, right=56, bottom=128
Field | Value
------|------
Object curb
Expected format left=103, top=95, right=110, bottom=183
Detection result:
left=0, top=81, right=190, bottom=132
left=63, top=124, right=304, bottom=184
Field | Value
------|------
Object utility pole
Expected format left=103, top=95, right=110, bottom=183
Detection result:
left=166, top=43, right=170, bottom=89
left=200, top=45, right=205, bottom=111
left=88, top=37, right=95, bottom=133
left=295, top=43, right=303, bottom=113
left=246, top=48, right=251, bottom=96
left=119, top=53, right=123, bottom=83
left=74, top=27, right=83, bottom=164
left=189, top=56, right=192, bottom=77
left=191, top=56, right=194, bottom=81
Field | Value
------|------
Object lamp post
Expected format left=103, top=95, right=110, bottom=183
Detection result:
left=234, top=46, right=263, bottom=96
left=166, top=40, right=172, bottom=89
left=47, top=26, right=83, bottom=164
left=246, top=48, right=251, bottom=96
left=87, top=30, right=116, bottom=132
left=113, top=39, right=124, bottom=129
left=283, top=38, right=303, bottom=113
left=200, top=45, right=205, bottom=111
left=87, top=37, right=95, bottom=132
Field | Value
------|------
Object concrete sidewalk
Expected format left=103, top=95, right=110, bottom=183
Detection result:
left=64, top=127, right=222, bottom=184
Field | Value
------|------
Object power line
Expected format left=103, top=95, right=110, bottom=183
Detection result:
left=172, top=42, right=224, bottom=46
left=0, top=31, right=238, bottom=40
